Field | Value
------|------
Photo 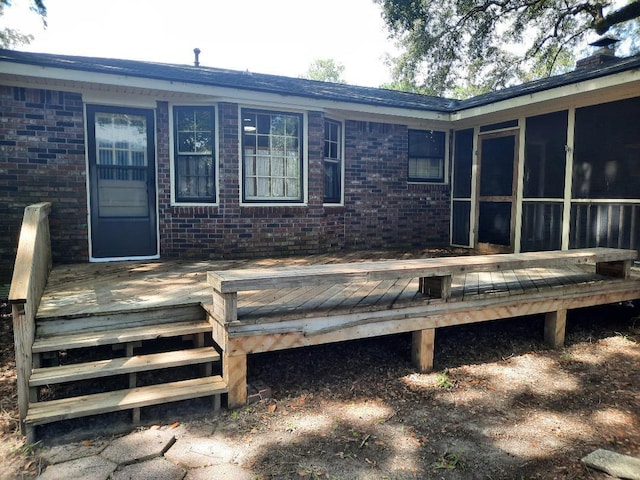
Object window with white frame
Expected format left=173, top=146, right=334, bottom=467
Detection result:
left=242, top=109, right=303, bottom=202
left=324, top=119, right=342, bottom=203
left=173, top=106, right=215, bottom=203
left=408, top=129, right=446, bottom=182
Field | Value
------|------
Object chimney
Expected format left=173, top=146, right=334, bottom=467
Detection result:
left=576, top=37, right=619, bottom=69
left=193, top=48, right=201, bottom=67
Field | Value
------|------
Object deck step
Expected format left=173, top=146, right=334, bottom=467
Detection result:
left=30, top=347, right=220, bottom=386
left=25, top=376, right=227, bottom=426
left=32, top=320, right=212, bottom=353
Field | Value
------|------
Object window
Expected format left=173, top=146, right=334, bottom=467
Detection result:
left=173, top=106, right=216, bottom=203
left=324, top=120, right=342, bottom=203
left=408, top=129, right=446, bottom=182
left=242, top=109, right=303, bottom=202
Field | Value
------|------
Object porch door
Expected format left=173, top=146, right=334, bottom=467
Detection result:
left=476, top=133, right=518, bottom=251
left=87, top=105, right=158, bottom=259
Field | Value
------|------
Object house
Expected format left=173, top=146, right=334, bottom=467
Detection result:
left=3, top=48, right=640, bottom=439
left=1, top=48, right=639, bottom=279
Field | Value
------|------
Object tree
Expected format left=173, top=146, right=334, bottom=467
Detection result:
left=376, top=0, right=640, bottom=96
left=301, top=58, right=346, bottom=83
left=0, top=0, right=47, bottom=48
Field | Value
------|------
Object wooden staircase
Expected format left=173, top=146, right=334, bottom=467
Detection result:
left=25, top=304, right=227, bottom=440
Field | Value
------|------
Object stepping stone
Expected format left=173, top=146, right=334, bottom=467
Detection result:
left=165, top=437, right=235, bottom=468
left=184, top=463, right=255, bottom=480
left=37, top=455, right=116, bottom=480
left=101, top=429, right=175, bottom=466
left=581, top=449, right=640, bottom=480
left=39, top=440, right=109, bottom=465
left=111, top=457, right=186, bottom=480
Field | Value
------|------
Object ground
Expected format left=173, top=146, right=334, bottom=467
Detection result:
left=1, top=299, right=639, bottom=479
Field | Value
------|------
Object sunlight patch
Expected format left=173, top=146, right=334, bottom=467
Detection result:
left=488, top=412, right=593, bottom=458
left=592, top=407, right=636, bottom=428
left=341, top=400, right=394, bottom=424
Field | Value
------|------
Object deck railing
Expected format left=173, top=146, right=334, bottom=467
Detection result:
left=8, top=202, right=52, bottom=434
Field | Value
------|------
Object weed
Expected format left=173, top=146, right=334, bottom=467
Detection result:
left=433, top=450, right=465, bottom=470
left=435, top=369, right=453, bottom=389
left=11, top=441, right=41, bottom=457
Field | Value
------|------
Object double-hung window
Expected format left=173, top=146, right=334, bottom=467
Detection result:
left=408, top=129, right=446, bottom=183
left=242, top=109, right=303, bottom=203
left=173, top=106, right=216, bottom=203
left=324, top=119, right=342, bottom=203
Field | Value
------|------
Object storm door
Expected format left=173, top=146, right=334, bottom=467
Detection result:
left=476, top=132, right=518, bottom=251
left=87, top=105, right=158, bottom=259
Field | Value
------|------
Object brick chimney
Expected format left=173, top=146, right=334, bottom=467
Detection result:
left=576, top=37, right=619, bottom=69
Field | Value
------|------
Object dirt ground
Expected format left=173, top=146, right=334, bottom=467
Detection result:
left=1, top=299, right=639, bottom=479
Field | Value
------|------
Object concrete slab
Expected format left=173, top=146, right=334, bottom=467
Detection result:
left=164, top=437, right=235, bottom=468
left=37, top=455, right=116, bottom=480
left=581, top=449, right=640, bottom=480
left=184, top=463, right=256, bottom=480
left=39, top=440, right=109, bottom=465
left=101, top=429, right=175, bottom=466
left=111, top=457, right=186, bottom=480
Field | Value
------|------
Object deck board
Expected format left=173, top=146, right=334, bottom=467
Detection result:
left=37, top=251, right=639, bottom=331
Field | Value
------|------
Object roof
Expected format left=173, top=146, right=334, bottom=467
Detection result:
left=1, top=49, right=639, bottom=114
left=454, top=54, right=640, bottom=111
left=0, top=49, right=453, bottom=113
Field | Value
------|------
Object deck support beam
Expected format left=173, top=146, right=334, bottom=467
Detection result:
left=596, top=260, right=631, bottom=279
left=225, top=352, right=247, bottom=409
left=544, top=309, right=567, bottom=349
left=419, top=276, right=452, bottom=300
left=412, top=328, right=435, bottom=373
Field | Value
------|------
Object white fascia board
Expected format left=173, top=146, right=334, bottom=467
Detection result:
left=451, top=68, right=640, bottom=122
left=0, top=61, right=450, bottom=122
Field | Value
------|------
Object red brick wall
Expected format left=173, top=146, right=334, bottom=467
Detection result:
left=343, top=121, right=450, bottom=249
left=0, top=86, right=87, bottom=281
left=1, top=87, right=451, bottom=278
left=157, top=103, right=340, bottom=258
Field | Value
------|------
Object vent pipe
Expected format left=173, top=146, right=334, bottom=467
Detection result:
left=193, top=48, right=201, bottom=67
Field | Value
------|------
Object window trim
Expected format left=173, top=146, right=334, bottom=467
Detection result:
left=408, top=128, right=448, bottom=184
left=239, top=106, right=307, bottom=206
left=169, top=104, right=219, bottom=206
left=323, top=118, right=344, bottom=205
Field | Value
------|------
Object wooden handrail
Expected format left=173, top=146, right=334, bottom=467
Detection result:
left=8, top=202, right=52, bottom=435
left=208, top=248, right=638, bottom=294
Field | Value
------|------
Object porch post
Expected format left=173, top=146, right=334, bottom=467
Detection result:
left=412, top=328, right=435, bottom=373
left=224, top=352, right=247, bottom=408
left=544, top=309, right=567, bottom=349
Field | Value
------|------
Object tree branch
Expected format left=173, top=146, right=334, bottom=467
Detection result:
left=594, top=0, right=640, bottom=34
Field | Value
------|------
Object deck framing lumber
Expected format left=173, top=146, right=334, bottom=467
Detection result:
left=32, top=320, right=212, bottom=353
left=223, top=280, right=640, bottom=356
left=544, top=309, right=567, bottom=349
left=412, top=329, right=435, bottom=373
left=30, top=347, right=220, bottom=386
left=208, top=248, right=637, bottom=293
left=25, top=376, right=227, bottom=426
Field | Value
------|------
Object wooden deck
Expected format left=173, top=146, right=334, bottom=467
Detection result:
left=38, top=251, right=639, bottom=329
left=31, top=249, right=640, bottom=431
left=37, top=252, right=380, bottom=319
left=12, top=202, right=640, bottom=439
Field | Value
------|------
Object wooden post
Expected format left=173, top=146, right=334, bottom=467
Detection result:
left=412, top=328, right=435, bottom=373
left=544, top=309, right=567, bottom=349
left=419, top=276, right=452, bottom=300
left=12, top=303, right=33, bottom=433
left=8, top=203, right=53, bottom=436
left=224, top=353, right=247, bottom=408
left=596, top=260, right=631, bottom=279
left=212, top=290, right=237, bottom=325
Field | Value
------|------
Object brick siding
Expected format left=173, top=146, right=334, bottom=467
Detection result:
left=1, top=86, right=451, bottom=279
left=0, top=86, right=87, bottom=281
